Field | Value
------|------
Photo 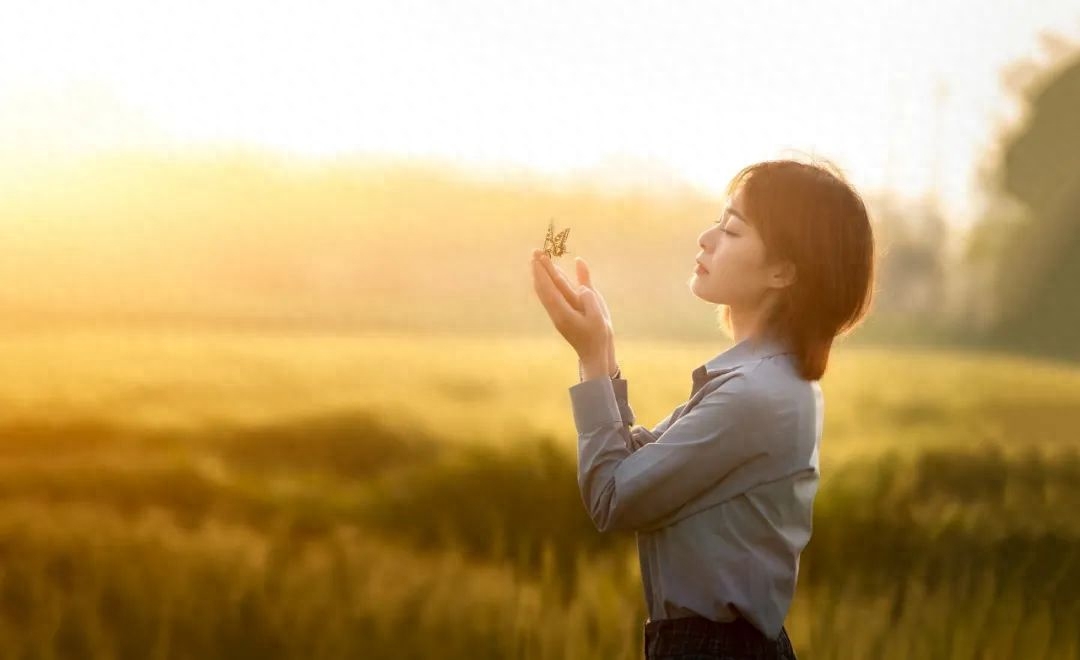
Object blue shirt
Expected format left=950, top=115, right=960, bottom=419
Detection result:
left=567, top=334, right=822, bottom=641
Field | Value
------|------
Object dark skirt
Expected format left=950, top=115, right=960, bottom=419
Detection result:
left=643, top=615, right=797, bottom=659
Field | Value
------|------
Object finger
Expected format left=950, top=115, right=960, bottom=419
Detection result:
left=574, top=258, right=599, bottom=302
left=540, top=254, right=584, bottom=311
left=574, top=257, right=612, bottom=320
left=532, top=258, right=578, bottom=324
left=541, top=253, right=579, bottom=299
left=575, top=257, right=593, bottom=289
left=575, top=257, right=604, bottom=307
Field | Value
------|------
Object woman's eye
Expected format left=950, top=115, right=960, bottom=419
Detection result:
left=712, top=219, right=736, bottom=235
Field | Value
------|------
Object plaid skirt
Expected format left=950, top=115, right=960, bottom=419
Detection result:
left=643, top=615, right=797, bottom=659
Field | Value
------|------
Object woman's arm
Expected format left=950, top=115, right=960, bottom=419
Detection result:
left=568, top=372, right=774, bottom=533
left=577, top=360, right=686, bottom=452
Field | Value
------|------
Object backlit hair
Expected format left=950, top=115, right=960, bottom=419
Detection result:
left=716, top=156, right=877, bottom=381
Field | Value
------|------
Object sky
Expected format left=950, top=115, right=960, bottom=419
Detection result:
left=2, top=0, right=1079, bottom=228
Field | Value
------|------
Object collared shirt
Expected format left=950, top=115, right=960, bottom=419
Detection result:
left=567, top=334, right=823, bottom=641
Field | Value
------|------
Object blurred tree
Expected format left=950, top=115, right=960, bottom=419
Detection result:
left=968, top=37, right=1080, bottom=359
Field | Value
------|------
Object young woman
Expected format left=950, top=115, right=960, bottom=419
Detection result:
left=530, top=157, right=876, bottom=660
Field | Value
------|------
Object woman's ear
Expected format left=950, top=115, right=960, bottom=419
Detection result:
left=770, top=260, right=797, bottom=289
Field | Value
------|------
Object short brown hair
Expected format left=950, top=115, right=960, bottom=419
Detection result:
left=717, top=156, right=876, bottom=381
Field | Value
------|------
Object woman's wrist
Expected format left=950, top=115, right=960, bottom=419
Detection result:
left=579, top=357, right=620, bottom=381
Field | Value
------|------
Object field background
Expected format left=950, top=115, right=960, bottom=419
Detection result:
left=1, top=327, right=1078, bottom=659
left=3, top=15, right=1080, bottom=655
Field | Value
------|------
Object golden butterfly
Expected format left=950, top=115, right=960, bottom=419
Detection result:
left=543, top=218, right=571, bottom=258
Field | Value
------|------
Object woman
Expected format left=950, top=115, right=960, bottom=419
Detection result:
left=530, top=157, right=876, bottom=659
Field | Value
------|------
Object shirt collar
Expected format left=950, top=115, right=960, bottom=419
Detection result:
left=690, top=333, right=794, bottom=395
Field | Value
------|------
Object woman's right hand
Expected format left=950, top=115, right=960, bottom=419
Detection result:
left=535, top=253, right=618, bottom=377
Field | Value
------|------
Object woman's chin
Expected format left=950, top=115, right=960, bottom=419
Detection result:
left=687, top=276, right=718, bottom=302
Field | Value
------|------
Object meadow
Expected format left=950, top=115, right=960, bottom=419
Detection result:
left=1, top=328, right=1078, bottom=659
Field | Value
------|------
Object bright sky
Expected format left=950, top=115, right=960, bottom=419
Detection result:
left=2, top=0, right=1079, bottom=227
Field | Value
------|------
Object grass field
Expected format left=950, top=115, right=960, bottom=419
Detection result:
left=1, top=328, right=1078, bottom=659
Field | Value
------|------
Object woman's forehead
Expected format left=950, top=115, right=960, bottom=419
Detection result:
left=727, top=187, right=750, bottom=212
left=723, top=194, right=751, bottom=225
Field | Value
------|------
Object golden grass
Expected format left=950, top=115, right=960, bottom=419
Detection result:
left=0, top=328, right=1078, bottom=658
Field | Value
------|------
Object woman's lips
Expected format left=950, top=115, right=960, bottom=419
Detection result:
left=694, top=262, right=709, bottom=275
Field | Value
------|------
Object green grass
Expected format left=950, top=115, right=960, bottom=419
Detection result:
left=0, top=328, right=1078, bottom=658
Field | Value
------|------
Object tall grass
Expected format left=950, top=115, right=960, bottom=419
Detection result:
left=0, top=330, right=1078, bottom=657
left=0, top=442, right=1077, bottom=658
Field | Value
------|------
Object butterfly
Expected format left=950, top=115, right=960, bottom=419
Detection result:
left=543, top=218, right=571, bottom=258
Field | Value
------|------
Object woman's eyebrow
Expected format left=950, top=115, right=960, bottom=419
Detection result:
left=723, top=206, right=749, bottom=224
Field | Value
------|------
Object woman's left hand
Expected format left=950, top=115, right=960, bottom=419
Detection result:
left=531, top=248, right=610, bottom=364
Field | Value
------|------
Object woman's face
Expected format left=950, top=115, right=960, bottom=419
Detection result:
left=688, top=187, right=780, bottom=307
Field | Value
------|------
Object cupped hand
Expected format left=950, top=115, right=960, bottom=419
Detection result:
left=530, top=248, right=611, bottom=364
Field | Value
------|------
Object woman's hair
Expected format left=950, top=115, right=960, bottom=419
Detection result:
left=716, top=155, right=876, bottom=381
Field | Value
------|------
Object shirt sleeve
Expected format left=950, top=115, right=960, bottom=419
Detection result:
left=567, top=372, right=769, bottom=533
left=578, top=362, right=634, bottom=427
left=610, top=378, right=635, bottom=427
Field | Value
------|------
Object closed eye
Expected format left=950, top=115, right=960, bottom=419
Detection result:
left=713, top=221, right=735, bottom=235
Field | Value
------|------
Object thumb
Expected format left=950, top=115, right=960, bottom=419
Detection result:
left=575, top=257, right=593, bottom=288
left=580, top=288, right=602, bottom=319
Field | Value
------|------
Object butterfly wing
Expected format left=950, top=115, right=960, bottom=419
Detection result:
left=544, top=220, right=555, bottom=256
left=553, top=227, right=570, bottom=257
